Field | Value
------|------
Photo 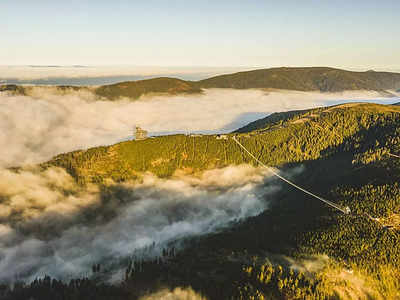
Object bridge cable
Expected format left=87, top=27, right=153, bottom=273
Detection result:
left=232, top=136, right=351, bottom=214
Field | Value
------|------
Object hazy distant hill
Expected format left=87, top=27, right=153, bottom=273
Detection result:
left=198, top=67, right=400, bottom=92
left=2, top=67, right=400, bottom=101
left=94, top=77, right=202, bottom=100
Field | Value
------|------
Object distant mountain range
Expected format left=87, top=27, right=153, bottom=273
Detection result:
left=2, top=67, right=400, bottom=100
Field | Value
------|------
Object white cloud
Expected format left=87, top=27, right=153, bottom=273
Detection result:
left=0, top=165, right=277, bottom=282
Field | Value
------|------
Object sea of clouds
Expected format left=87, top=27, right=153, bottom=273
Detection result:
left=0, top=85, right=398, bottom=282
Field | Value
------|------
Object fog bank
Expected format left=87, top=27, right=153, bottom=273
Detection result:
left=0, top=165, right=278, bottom=282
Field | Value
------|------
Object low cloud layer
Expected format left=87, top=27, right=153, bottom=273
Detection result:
left=0, top=88, right=393, bottom=168
left=0, top=165, right=277, bottom=282
left=0, top=87, right=396, bottom=283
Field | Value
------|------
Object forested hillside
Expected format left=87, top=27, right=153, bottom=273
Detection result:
left=198, top=67, right=400, bottom=92
left=45, top=103, right=400, bottom=185
left=94, top=77, right=201, bottom=100
left=3, top=103, right=400, bottom=299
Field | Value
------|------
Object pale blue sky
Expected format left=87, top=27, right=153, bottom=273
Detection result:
left=1, top=0, right=399, bottom=69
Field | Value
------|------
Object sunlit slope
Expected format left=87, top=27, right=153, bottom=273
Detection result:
left=45, top=103, right=400, bottom=185
left=198, top=67, right=400, bottom=92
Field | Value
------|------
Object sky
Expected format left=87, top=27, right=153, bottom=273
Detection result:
left=1, top=0, right=400, bottom=70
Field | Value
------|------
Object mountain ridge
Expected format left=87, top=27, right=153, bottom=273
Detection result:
left=2, top=67, right=400, bottom=100
left=43, top=102, right=400, bottom=185
left=197, top=67, right=400, bottom=92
